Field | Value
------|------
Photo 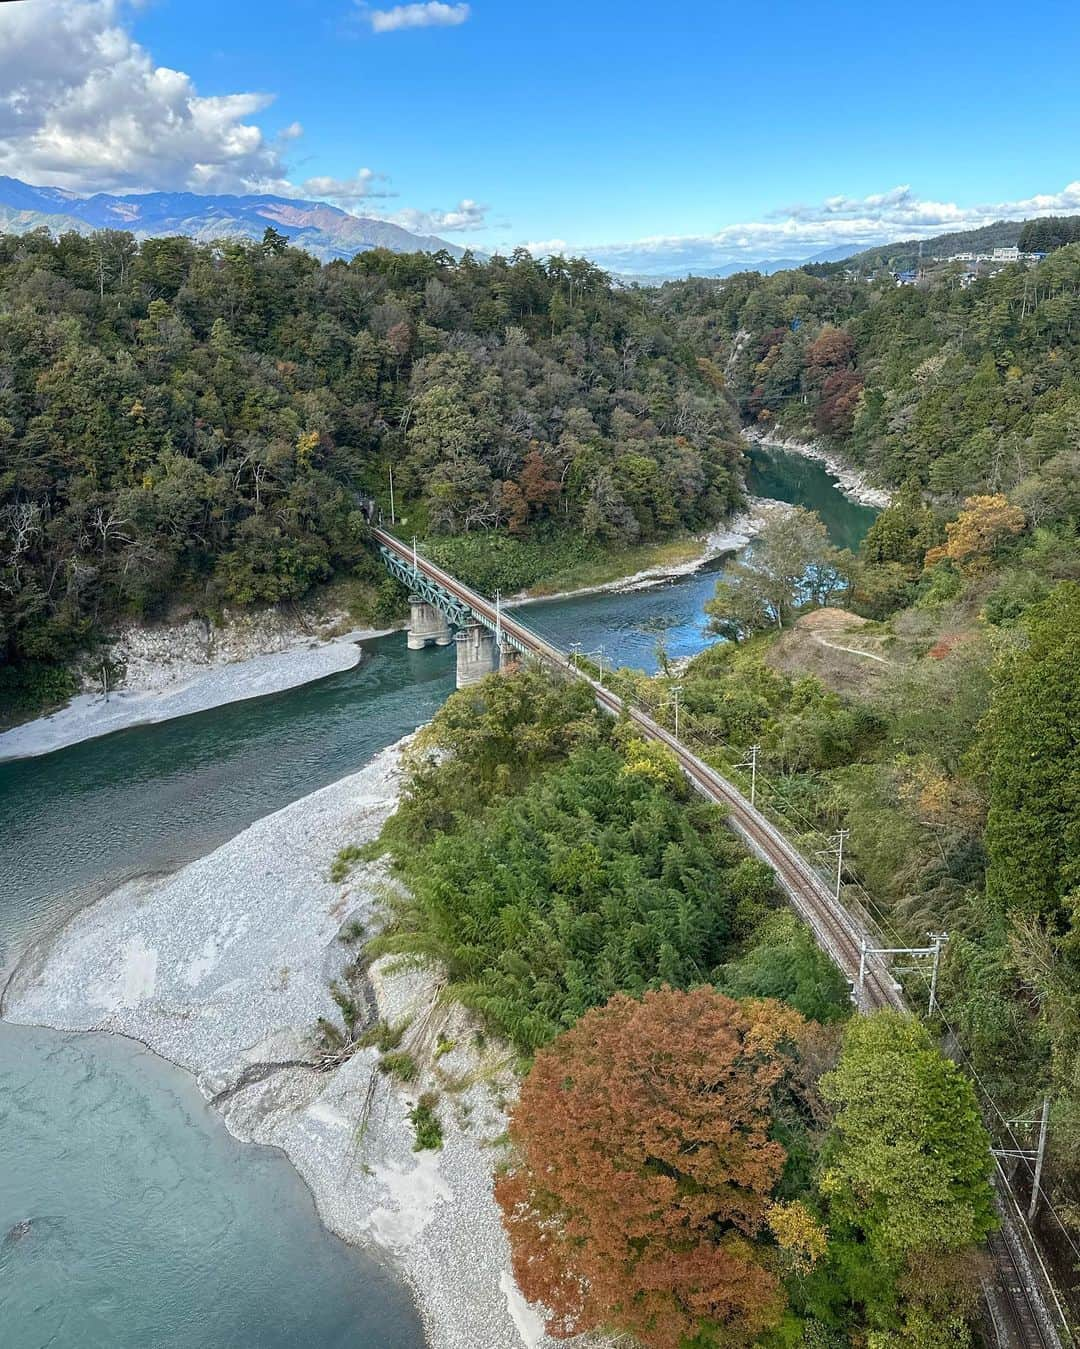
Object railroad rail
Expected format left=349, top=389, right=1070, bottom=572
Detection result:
left=372, top=526, right=1069, bottom=1349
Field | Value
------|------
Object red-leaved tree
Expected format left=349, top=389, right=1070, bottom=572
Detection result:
left=495, top=987, right=803, bottom=1348
left=815, top=368, right=864, bottom=436
left=518, top=446, right=562, bottom=516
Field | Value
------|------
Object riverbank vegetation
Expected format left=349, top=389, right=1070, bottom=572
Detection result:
left=0, top=231, right=742, bottom=714
left=358, top=669, right=995, bottom=1345
left=368, top=671, right=783, bottom=1049
left=499, top=999, right=992, bottom=1349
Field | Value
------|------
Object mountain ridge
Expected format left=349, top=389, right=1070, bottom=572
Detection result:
left=0, top=176, right=467, bottom=262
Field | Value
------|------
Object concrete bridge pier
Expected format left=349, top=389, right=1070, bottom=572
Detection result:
left=407, top=596, right=452, bottom=650
left=455, top=622, right=497, bottom=687
left=498, top=641, right=520, bottom=674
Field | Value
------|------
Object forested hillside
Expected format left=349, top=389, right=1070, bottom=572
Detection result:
left=0, top=230, right=740, bottom=713
left=837, top=219, right=1025, bottom=274
left=661, top=246, right=1080, bottom=508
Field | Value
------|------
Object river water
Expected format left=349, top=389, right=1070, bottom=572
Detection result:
left=0, top=445, right=876, bottom=1348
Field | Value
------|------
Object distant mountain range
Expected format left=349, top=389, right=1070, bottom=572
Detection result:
left=612, top=244, right=868, bottom=285
left=0, top=176, right=467, bottom=261
left=0, top=176, right=1046, bottom=282
left=617, top=224, right=1042, bottom=284
left=690, top=244, right=863, bottom=278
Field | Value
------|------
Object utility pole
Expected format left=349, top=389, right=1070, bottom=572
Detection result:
left=736, top=744, right=759, bottom=806
left=388, top=464, right=396, bottom=525
left=412, top=534, right=419, bottom=576
left=1029, top=1097, right=1051, bottom=1224
left=829, top=828, right=850, bottom=902
left=857, top=936, right=942, bottom=1008
left=495, top=589, right=502, bottom=648
left=670, top=684, right=682, bottom=740
left=569, top=641, right=582, bottom=670
left=596, top=645, right=605, bottom=687
left=928, top=930, right=948, bottom=1016
left=990, top=1097, right=1052, bottom=1223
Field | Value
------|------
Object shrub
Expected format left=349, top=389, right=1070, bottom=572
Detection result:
left=0, top=660, right=78, bottom=723
left=357, top=1018, right=408, bottom=1052
left=423, top=526, right=600, bottom=594
left=330, top=844, right=366, bottom=883
left=378, top=1051, right=419, bottom=1082
left=408, top=1093, right=444, bottom=1151
left=329, top=980, right=362, bottom=1035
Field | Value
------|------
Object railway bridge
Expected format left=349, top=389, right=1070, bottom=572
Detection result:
left=373, top=525, right=1069, bottom=1349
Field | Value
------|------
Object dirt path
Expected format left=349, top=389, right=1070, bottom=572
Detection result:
left=811, top=635, right=893, bottom=665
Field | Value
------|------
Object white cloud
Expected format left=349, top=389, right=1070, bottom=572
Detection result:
left=0, top=0, right=482, bottom=236
left=381, top=198, right=488, bottom=233
left=290, top=168, right=395, bottom=208
left=521, top=238, right=570, bottom=256
left=0, top=0, right=284, bottom=193
left=546, top=183, right=1080, bottom=276
left=366, top=3, right=470, bottom=33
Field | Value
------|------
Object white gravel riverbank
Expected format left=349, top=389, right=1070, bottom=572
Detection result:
left=0, top=626, right=385, bottom=763
left=3, top=738, right=585, bottom=1349
left=744, top=428, right=892, bottom=508
left=511, top=497, right=786, bottom=608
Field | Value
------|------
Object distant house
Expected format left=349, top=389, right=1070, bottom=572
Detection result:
left=894, top=269, right=918, bottom=286
left=959, top=271, right=978, bottom=289
left=945, top=246, right=1045, bottom=271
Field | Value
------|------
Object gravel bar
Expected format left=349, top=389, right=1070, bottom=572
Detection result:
left=4, top=737, right=602, bottom=1349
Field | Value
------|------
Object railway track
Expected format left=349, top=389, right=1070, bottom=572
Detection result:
left=989, top=1226, right=1055, bottom=1349
left=373, top=527, right=1068, bottom=1349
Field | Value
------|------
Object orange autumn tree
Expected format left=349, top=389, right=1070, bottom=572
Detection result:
left=924, top=493, right=1026, bottom=574
left=495, top=986, right=803, bottom=1348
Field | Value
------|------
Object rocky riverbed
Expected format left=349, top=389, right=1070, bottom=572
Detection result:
left=743, top=428, right=892, bottom=509
left=0, top=610, right=392, bottom=762
left=3, top=737, right=590, bottom=1349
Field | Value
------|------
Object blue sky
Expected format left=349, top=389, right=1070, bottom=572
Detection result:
left=4, top=0, right=1080, bottom=272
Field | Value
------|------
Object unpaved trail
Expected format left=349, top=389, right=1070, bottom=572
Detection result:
left=811, top=635, right=893, bottom=665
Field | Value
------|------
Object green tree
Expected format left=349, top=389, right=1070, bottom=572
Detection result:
left=861, top=486, right=941, bottom=568
left=720, top=911, right=851, bottom=1022
left=819, top=1013, right=995, bottom=1261
left=984, top=582, right=1080, bottom=923
left=705, top=507, right=846, bottom=638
